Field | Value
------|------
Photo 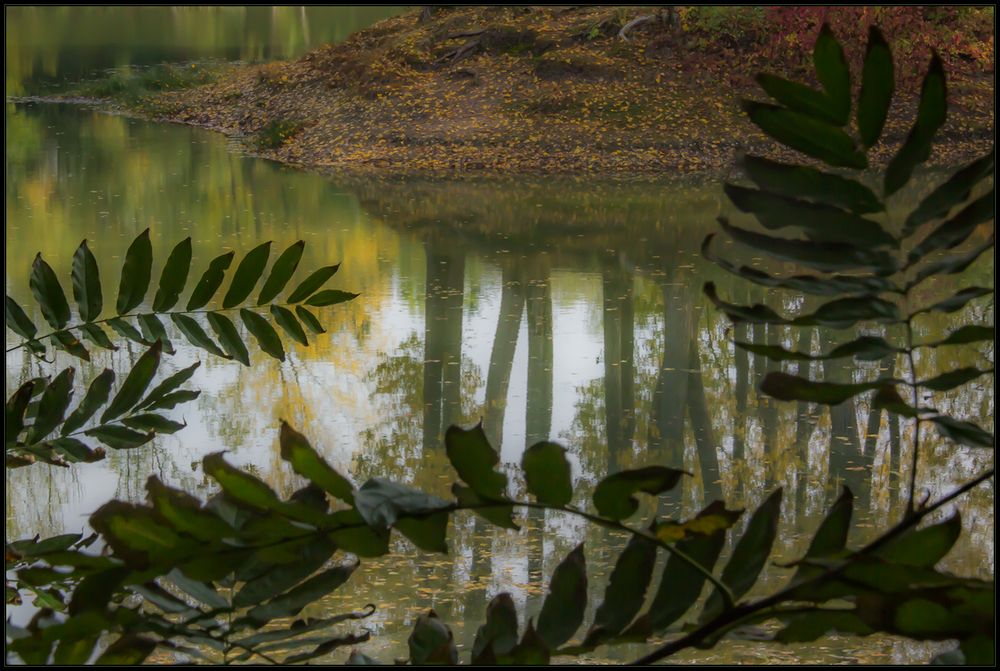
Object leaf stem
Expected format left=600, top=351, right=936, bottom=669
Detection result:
left=904, top=319, right=921, bottom=513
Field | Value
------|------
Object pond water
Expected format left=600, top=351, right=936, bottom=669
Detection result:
left=4, top=6, right=994, bottom=665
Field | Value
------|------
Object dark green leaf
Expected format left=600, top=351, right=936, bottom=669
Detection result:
left=5, top=295, right=37, bottom=339
left=776, top=610, right=873, bottom=643
left=30, top=253, right=71, bottom=329
left=130, top=582, right=196, bottom=615
left=703, top=235, right=894, bottom=296
left=223, top=242, right=271, bottom=309
left=8, top=533, right=82, bottom=557
left=282, top=633, right=371, bottom=664
left=136, top=314, right=174, bottom=354
left=137, top=362, right=200, bottom=410
left=279, top=421, right=354, bottom=504
left=856, top=26, right=894, bottom=147
left=506, top=622, right=551, bottom=665
left=287, top=264, right=340, bottom=303
left=166, top=568, right=229, bottom=609
left=90, top=501, right=187, bottom=567
left=71, top=240, right=103, bottom=322
left=206, top=312, right=250, bottom=366
left=152, top=237, right=192, bottom=312
left=904, top=149, right=994, bottom=235
left=94, top=634, right=156, bottom=665
left=144, top=389, right=200, bottom=411
left=472, top=593, right=519, bottom=664
left=408, top=610, right=458, bottom=665
left=203, top=452, right=283, bottom=511
left=116, top=229, right=153, bottom=315
left=735, top=335, right=898, bottom=363
left=875, top=514, right=962, bottom=567
left=258, top=240, right=304, bottom=305
left=741, top=101, right=866, bottom=169
left=241, top=308, right=285, bottom=361
left=593, top=466, right=686, bottom=520
left=100, top=341, right=162, bottom=423
left=872, top=385, right=925, bottom=418
left=916, top=287, right=993, bottom=315
left=755, top=73, right=843, bottom=125
left=122, top=413, right=186, bottom=434
left=718, top=219, right=895, bottom=274
left=146, top=476, right=234, bottom=542
left=587, top=535, right=656, bottom=641
left=705, top=283, right=899, bottom=328
left=106, top=317, right=149, bottom=346
left=295, top=305, right=326, bottom=334
left=452, top=483, right=518, bottom=530
left=171, top=313, right=228, bottom=358
left=537, top=543, right=587, bottom=649
left=885, top=53, right=947, bottom=195
left=233, top=606, right=375, bottom=647
left=186, top=251, right=235, bottom=310
left=304, top=289, right=359, bottom=307
left=85, top=425, right=155, bottom=450
left=702, top=488, right=783, bottom=621
left=724, top=184, right=894, bottom=248
left=521, top=441, right=573, bottom=506
left=6, top=380, right=34, bottom=444
left=813, top=24, right=850, bottom=124
left=907, top=189, right=994, bottom=265
left=445, top=423, right=508, bottom=500
left=247, top=562, right=358, bottom=623
left=760, top=372, right=889, bottom=406
left=233, top=538, right=336, bottom=609
left=79, top=323, right=117, bottom=351
left=641, top=502, right=731, bottom=632
left=740, top=154, right=882, bottom=214
left=27, top=368, right=74, bottom=444
left=69, top=566, right=131, bottom=615
left=53, top=633, right=99, bottom=665
left=61, top=369, right=114, bottom=435
left=270, top=305, right=308, bottom=346
left=347, top=650, right=381, bottom=665
left=917, top=366, right=992, bottom=391
left=52, top=330, right=90, bottom=361
left=326, top=509, right=391, bottom=557
left=354, top=477, right=451, bottom=530
left=395, top=510, right=450, bottom=553
left=805, top=486, right=853, bottom=558
left=929, top=324, right=996, bottom=347
left=930, top=416, right=993, bottom=448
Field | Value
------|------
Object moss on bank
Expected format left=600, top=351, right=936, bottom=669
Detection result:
left=40, top=6, right=996, bottom=178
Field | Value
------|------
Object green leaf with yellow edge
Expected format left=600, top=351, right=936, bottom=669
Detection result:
left=279, top=421, right=355, bottom=504
left=653, top=501, right=743, bottom=544
left=593, top=466, right=687, bottom=520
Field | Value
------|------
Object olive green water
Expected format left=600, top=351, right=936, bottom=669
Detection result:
left=4, top=6, right=994, bottom=665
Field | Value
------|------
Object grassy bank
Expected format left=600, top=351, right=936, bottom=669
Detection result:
left=35, top=6, right=996, bottom=178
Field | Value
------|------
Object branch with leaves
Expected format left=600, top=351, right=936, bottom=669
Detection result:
left=6, top=229, right=358, bottom=364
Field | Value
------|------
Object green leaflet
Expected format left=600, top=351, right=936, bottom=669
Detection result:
left=241, top=309, right=285, bottom=361
left=61, top=369, right=115, bottom=436
left=71, top=240, right=103, bottom=322
left=445, top=423, right=508, bottom=500
left=287, top=264, right=340, bottom=303
left=5, top=294, right=37, bottom=339
left=812, top=24, right=851, bottom=125
left=885, top=53, right=947, bottom=196
left=171, top=314, right=228, bottom=358
left=586, top=535, right=656, bottom=642
left=592, top=466, right=686, bottom=520
left=304, top=289, right=359, bottom=307
left=152, top=237, right=192, bottom=312
left=740, top=154, right=882, bottom=214
left=206, top=312, right=250, bottom=366
left=856, top=26, right=894, bottom=147
left=100, top=341, right=162, bottom=423
left=79, top=323, right=117, bottom=351
left=761, top=372, right=893, bottom=406
left=257, top=240, right=304, bottom=305
left=536, top=544, right=587, bottom=649
left=279, top=421, right=354, bottom=505
left=741, top=101, right=866, bottom=169
left=186, top=251, right=235, bottom=310
left=223, top=242, right=271, bottom=309
left=116, top=229, right=153, bottom=315
left=755, top=73, right=843, bottom=125
left=26, top=368, right=75, bottom=444
left=903, top=148, right=993, bottom=236
left=30, top=253, right=71, bottom=330
left=270, top=305, right=308, bottom=346
left=472, top=594, right=519, bottom=664
left=521, top=441, right=573, bottom=506
left=295, top=306, right=326, bottom=334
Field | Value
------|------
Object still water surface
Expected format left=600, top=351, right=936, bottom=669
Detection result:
left=5, top=6, right=994, bottom=665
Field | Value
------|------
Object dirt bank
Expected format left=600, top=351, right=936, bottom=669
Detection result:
left=33, top=6, right=998, bottom=179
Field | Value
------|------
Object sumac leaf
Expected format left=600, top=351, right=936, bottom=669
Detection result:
left=223, top=242, right=271, bottom=309
left=287, top=264, right=340, bottom=303
left=116, top=229, right=153, bottom=315
left=152, top=237, right=192, bottom=312
left=30, top=254, right=71, bottom=329
left=856, top=26, right=894, bottom=147
left=71, top=240, right=103, bottom=322
left=885, top=53, right=947, bottom=196
left=257, top=240, right=304, bottom=305
left=186, top=251, right=235, bottom=311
